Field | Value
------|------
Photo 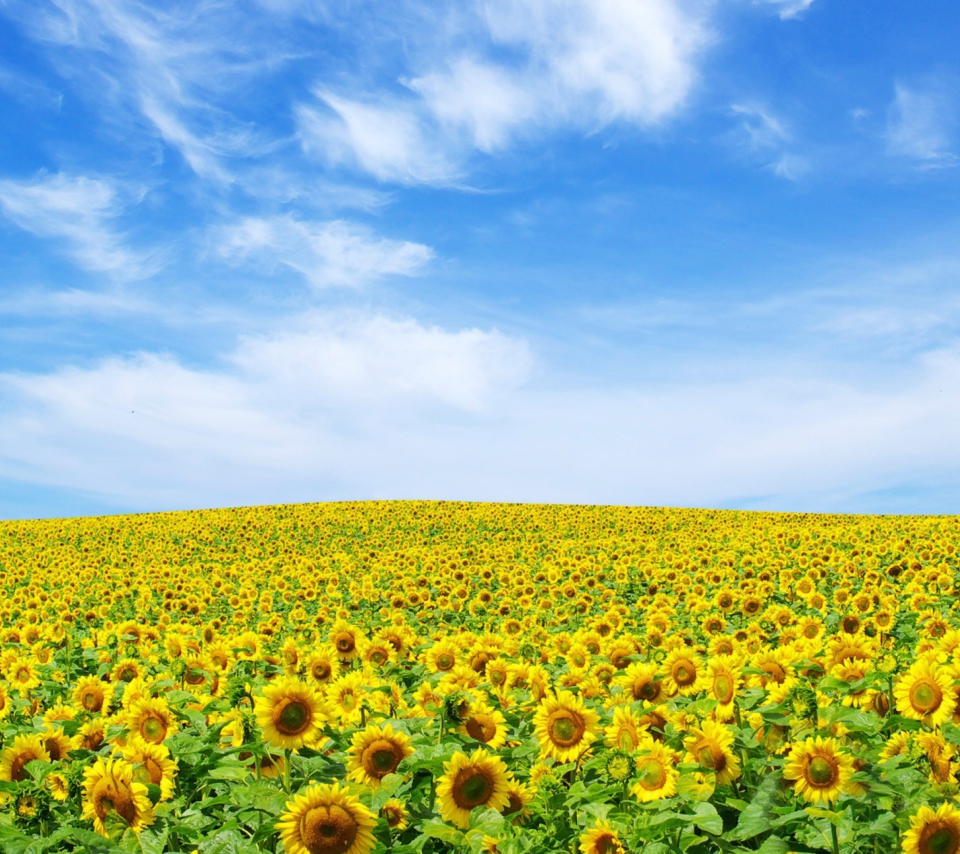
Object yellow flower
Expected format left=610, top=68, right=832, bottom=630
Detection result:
left=345, top=723, right=413, bottom=788
left=127, top=697, right=179, bottom=745
left=277, top=781, right=376, bottom=854
left=256, top=677, right=328, bottom=750
left=458, top=700, right=508, bottom=750
left=122, top=737, right=179, bottom=802
left=0, top=734, right=50, bottom=782
left=631, top=739, right=680, bottom=802
left=381, top=798, right=408, bottom=831
left=533, top=690, right=600, bottom=762
left=82, top=756, right=156, bottom=837
left=783, top=736, right=854, bottom=805
left=614, top=662, right=664, bottom=704
left=604, top=706, right=648, bottom=752
left=436, top=748, right=511, bottom=829
left=895, top=659, right=957, bottom=727
left=683, top=719, right=741, bottom=786
left=904, top=803, right=960, bottom=854
left=661, top=648, right=704, bottom=697
left=579, top=820, right=625, bottom=854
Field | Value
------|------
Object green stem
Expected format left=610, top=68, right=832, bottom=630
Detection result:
left=831, top=822, right=840, bottom=854
left=283, top=748, right=292, bottom=794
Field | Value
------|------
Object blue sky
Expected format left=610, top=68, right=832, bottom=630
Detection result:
left=0, top=0, right=959, bottom=519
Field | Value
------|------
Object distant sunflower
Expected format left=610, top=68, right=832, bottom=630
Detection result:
left=46, top=771, right=70, bottom=802
left=277, top=781, right=376, bottom=854
left=783, top=736, right=854, bottom=805
left=604, top=706, right=648, bottom=752
left=127, top=697, right=179, bottom=745
left=683, top=719, right=741, bottom=786
left=73, top=675, right=113, bottom=715
left=381, top=798, right=408, bottom=831
left=533, top=690, right=600, bottom=762
left=631, top=740, right=680, bottom=802
left=615, top=662, right=664, bottom=704
left=705, top=656, right=741, bottom=712
left=425, top=640, right=459, bottom=674
left=502, top=779, right=534, bottom=824
left=0, top=734, right=50, bottom=782
left=437, top=748, right=511, bottom=829
left=40, top=727, right=72, bottom=763
left=579, top=820, right=625, bottom=854
left=256, top=677, right=327, bottom=750
left=326, top=671, right=368, bottom=727
left=346, top=723, right=413, bottom=788
left=329, top=620, right=361, bottom=662
left=895, top=659, right=957, bottom=727
left=459, top=701, right=508, bottom=750
left=304, top=647, right=341, bottom=687
left=82, top=756, right=155, bottom=837
left=661, top=649, right=704, bottom=697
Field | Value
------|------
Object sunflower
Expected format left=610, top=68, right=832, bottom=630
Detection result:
left=41, top=727, right=73, bottom=762
left=256, top=677, right=328, bottom=750
left=82, top=756, right=156, bottom=837
left=533, top=690, right=600, bottom=762
left=126, top=697, right=179, bottom=745
left=580, top=820, right=625, bottom=854
left=77, top=719, right=107, bottom=751
left=304, top=648, right=341, bottom=687
left=437, top=748, right=511, bottom=829
left=604, top=706, right=648, bottom=752
left=904, top=803, right=960, bottom=854
left=705, top=656, right=741, bottom=712
left=6, top=657, right=41, bottom=694
left=459, top=701, right=508, bottom=750
left=783, top=736, right=854, bottom=804
left=425, top=640, right=459, bottom=674
left=277, top=780, right=377, bottom=854
left=631, top=739, right=680, bottom=802
left=326, top=671, right=368, bottom=727
left=683, top=719, right=741, bottom=786
left=381, top=798, right=408, bottom=831
left=0, top=734, right=50, bottom=782
left=329, top=620, right=361, bottom=662
left=502, top=779, right=534, bottom=824
left=111, top=658, right=143, bottom=684
left=895, top=659, right=957, bottom=727
left=614, top=662, right=664, bottom=704
left=661, top=649, right=704, bottom=697
left=122, top=737, right=179, bottom=802
left=46, top=771, right=71, bottom=802
left=346, top=723, right=413, bottom=788
left=0, top=682, right=11, bottom=720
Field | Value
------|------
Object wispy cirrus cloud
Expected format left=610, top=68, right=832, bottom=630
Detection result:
left=886, top=82, right=958, bottom=168
left=213, top=216, right=434, bottom=289
left=0, top=172, right=161, bottom=279
left=752, top=0, right=817, bottom=20
left=729, top=102, right=810, bottom=179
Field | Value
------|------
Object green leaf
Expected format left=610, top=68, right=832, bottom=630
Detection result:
left=731, top=772, right=781, bottom=841
left=691, top=802, right=723, bottom=836
left=198, top=829, right=262, bottom=854
left=757, top=836, right=791, bottom=854
left=208, top=762, right=250, bottom=781
left=420, top=819, right=463, bottom=844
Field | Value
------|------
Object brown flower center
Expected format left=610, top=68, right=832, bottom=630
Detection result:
left=922, top=823, right=960, bottom=854
left=92, top=777, right=138, bottom=826
left=299, top=804, right=358, bottom=854
left=361, top=739, right=403, bottom=778
left=807, top=755, right=839, bottom=787
left=547, top=710, right=585, bottom=747
left=275, top=699, right=311, bottom=736
left=452, top=768, right=495, bottom=809
left=910, top=679, right=943, bottom=714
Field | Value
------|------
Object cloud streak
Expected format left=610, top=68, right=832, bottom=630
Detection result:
left=0, top=172, right=160, bottom=279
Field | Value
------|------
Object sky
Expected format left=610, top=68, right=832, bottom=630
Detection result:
left=0, top=0, right=959, bottom=520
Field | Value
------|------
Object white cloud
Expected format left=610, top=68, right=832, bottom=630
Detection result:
left=754, top=0, right=817, bottom=20
left=0, top=312, right=534, bottom=505
left=0, top=172, right=160, bottom=279
left=3, top=318, right=960, bottom=511
left=299, top=0, right=710, bottom=183
left=886, top=83, right=957, bottom=167
left=214, top=216, right=433, bottom=288
left=730, top=103, right=808, bottom=180
left=297, top=94, right=462, bottom=185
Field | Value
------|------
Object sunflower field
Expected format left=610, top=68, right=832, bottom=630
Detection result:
left=2, top=501, right=960, bottom=854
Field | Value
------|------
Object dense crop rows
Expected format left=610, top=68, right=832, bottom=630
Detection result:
left=2, top=501, right=960, bottom=854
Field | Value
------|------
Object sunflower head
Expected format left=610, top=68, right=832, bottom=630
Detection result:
left=255, top=676, right=327, bottom=750
left=277, top=781, right=376, bottom=854
left=82, top=757, right=156, bottom=837
left=904, top=803, right=960, bottom=854
left=783, top=736, right=854, bottom=805
left=436, top=748, right=511, bottom=829
left=346, top=723, right=413, bottom=788
left=0, top=734, right=51, bottom=783
left=533, top=690, right=600, bottom=763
